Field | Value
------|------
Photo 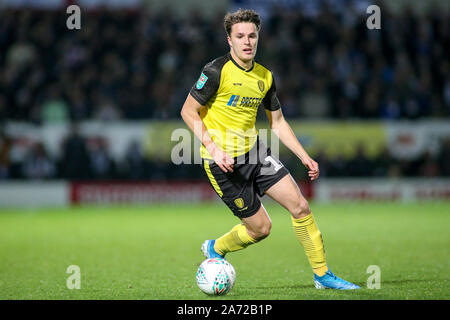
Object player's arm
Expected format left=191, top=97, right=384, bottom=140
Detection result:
left=267, top=110, right=320, bottom=181
left=265, top=108, right=319, bottom=180
left=262, top=73, right=319, bottom=181
left=181, top=94, right=234, bottom=173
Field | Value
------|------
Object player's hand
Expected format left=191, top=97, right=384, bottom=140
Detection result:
left=206, top=143, right=234, bottom=173
left=301, top=156, right=319, bottom=181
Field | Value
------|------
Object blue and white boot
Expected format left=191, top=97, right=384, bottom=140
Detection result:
left=314, top=270, right=360, bottom=290
left=201, top=239, right=225, bottom=259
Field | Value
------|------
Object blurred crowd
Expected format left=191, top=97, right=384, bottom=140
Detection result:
left=287, top=139, right=450, bottom=180
left=0, top=3, right=449, bottom=181
left=0, top=2, right=449, bottom=123
left=1, top=128, right=449, bottom=180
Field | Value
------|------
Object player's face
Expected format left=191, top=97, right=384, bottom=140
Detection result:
left=227, top=22, right=259, bottom=65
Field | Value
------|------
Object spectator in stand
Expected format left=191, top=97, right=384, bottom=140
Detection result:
left=348, top=144, right=373, bottom=177
left=40, top=85, right=69, bottom=124
left=328, top=153, right=348, bottom=177
left=67, top=86, right=91, bottom=121
left=417, top=150, right=440, bottom=177
left=5, top=30, right=37, bottom=71
left=437, top=138, right=450, bottom=176
left=0, top=130, right=12, bottom=179
left=89, top=139, right=116, bottom=180
left=92, top=94, right=122, bottom=122
left=372, top=146, right=397, bottom=177
left=0, top=96, right=7, bottom=123
left=121, top=140, right=148, bottom=180
left=21, top=142, right=55, bottom=179
left=60, top=125, right=91, bottom=179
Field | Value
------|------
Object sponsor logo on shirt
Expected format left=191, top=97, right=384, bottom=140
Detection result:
left=227, top=95, right=263, bottom=108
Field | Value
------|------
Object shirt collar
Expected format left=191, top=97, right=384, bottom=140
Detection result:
left=227, top=52, right=254, bottom=72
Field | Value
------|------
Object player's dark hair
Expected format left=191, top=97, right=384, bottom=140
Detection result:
left=223, top=9, right=261, bottom=36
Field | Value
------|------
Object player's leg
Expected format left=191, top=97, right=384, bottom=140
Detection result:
left=240, top=203, right=272, bottom=241
left=212, top=204, right=271, bottom=257
left=264, top=174, right=360, bottom=289
left=254, top=148, right=329, bottom=275
left=264, top=174, right=328, bottom=275
left=264, top=174, right=311, bottom=219
left=201, top=158, right=270, bottom=259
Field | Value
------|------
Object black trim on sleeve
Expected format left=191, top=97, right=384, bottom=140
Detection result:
left=262, top=72, right=281, bottom=111
left=189, top=55, right=229, bottom=106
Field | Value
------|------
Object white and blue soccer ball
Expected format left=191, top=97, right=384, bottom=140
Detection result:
left=196, top=258, right=236, bottom=296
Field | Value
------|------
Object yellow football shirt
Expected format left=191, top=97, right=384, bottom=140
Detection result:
left=190, top=53, right=281, bottom=159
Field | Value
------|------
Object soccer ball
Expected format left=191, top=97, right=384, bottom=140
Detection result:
left=196, top=258, right=236, bottom=296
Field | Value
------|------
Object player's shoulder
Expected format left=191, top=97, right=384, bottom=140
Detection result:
left=253, top=59, right=273, bottom=74
left=253, top=59, right=275, bottom=83
left=202, top=54, right=230, bottom=73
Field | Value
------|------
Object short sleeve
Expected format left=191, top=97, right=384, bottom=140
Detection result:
left=189, top=61, right=221, bottom=106
left=262, top=73, right=281, bottom=111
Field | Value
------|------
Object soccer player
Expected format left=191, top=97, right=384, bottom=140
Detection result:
left=181, top=9, right=359, bottom=290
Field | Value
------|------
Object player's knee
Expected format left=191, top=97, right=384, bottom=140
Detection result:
left=290, top=198, right=311, bottom=219
left=250, top=221, right=272, bottom=241
left=259, top=221, right=272, bottom=239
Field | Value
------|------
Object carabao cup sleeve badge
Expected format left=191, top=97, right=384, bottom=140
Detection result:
left=196, top=73, right=208, bottom=90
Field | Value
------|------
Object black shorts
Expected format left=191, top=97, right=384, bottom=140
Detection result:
left=201, top=139, right=290, bottom=219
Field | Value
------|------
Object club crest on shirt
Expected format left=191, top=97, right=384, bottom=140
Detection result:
left=234, top=198, right=244, bottom=209
left=196, top=73, right=208, bottom=90
left=257, top=80, right=265, bottom=92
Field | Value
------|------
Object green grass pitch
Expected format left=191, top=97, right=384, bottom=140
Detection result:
left=0, top=201, right=449, bottom=300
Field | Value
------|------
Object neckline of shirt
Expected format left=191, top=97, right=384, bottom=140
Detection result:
left=227, top=52, right=254, bottom=73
